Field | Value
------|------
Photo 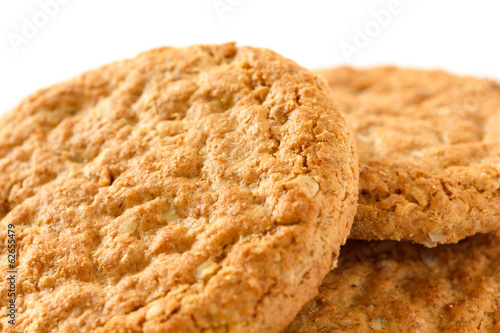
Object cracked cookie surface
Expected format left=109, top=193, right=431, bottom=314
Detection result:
left=317, top=67, right=500, bottom=246
left=285, top=233, right=500, bottom=332
left=0, top=44, right=358, bottom=332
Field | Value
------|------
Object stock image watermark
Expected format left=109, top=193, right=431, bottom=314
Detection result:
left=454, top=79, right=499, bottom=117
left=6, top=224, right=16, bottom=326
left=7, top=0, right=71, bottom=54
left=419, top=79, right=497, bottom=149
left=339, top=0, right=414, bottom=61
left=212, top=0, right=244, bottom=21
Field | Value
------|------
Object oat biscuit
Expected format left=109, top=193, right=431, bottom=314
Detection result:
left=317, top=66, right=500, bottom=246
left=0, top=44, right=358, bottom=332
left=285, top=233, right=500, bottom=332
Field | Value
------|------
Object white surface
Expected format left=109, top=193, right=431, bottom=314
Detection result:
left=1, top=0, right=499, bottom=115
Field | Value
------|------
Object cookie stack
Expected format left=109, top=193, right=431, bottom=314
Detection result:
left=0, top=44, right=498, bottom=332
left=287, top=67, right=500, bottom=332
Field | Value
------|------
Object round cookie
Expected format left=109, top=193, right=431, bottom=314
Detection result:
left=285, top=233, right=500, bottom=332
left=0, top=44, right=358, bottom=332
left=317, top=66, right=500, bottom=246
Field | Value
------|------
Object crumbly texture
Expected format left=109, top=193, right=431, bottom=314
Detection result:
left=317, top=66, right=500, bottom=246
left=285, top=233, right=500, bottom=332
left=0, top=44, right=358, bottom=332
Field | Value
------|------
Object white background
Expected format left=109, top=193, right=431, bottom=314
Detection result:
left=1, top=0, right=499, bottom=116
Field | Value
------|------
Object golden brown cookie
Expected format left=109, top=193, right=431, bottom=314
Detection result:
left=0, top=44, right=358, bottom=332
left=317, top=66, right=500, bottom=246
left=285, top=233, right=500, bottom=332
